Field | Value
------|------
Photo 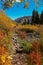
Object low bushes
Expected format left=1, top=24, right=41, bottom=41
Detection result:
left=0, top=29, right=12, bottom=65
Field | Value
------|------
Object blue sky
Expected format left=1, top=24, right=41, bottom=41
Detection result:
left=0, top=0, right=43, bottom=20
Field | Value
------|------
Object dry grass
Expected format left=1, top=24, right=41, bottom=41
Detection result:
left=0, top=12, right=16, bottom=29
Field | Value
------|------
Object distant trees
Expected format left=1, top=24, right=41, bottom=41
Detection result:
left=31, top=10, right=43, bottom=24
left=20, top=11, right=43, bottom=25
left=40, top=11, right=43, bottom=24
left=31, top=10, right=39, bottom=24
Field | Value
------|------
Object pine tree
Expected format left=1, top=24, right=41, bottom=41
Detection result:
left=31, top=10, right=35, bottom=24
left=35, top=11, right=39, bottom=24
left=31, top=10, right=39, bottom=24
left=40, top=11, right=43, bottom=24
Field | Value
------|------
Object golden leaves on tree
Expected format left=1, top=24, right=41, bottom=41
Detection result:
left=24, top=2, right=29, bottom=8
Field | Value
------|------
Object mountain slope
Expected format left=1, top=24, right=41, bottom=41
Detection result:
left=0, top=12, right=16, bottom=29
left=15, top=16, right=32, bottom=24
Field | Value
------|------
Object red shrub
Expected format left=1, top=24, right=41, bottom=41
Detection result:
left=32, top=42, right=39, bottom=50
left=29, top=42, right=41, bottom=65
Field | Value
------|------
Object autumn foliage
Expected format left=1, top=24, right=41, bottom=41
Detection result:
left=29, top=42, right=42, bottom=65
left=0, top=31, right=3, bottom=40
left=0, top=29, right=12, bottom=65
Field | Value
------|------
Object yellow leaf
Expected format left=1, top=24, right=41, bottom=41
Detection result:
left=13, top=0, right=16, bottom=2
left=20, top=0, right=24, bottom=2
left=7, top=56, right=13, bottom=59
left=1, top=55, right=6, bottom=63
left=24, top=2, right=29, bottom=8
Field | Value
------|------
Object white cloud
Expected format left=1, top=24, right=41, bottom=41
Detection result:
left=16, top=0, right=21, bottom=2
left=12, top=0, right=21, bottom=3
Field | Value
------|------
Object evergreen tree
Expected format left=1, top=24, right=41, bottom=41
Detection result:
left=35, top=11, right=39, bottom=24
left=31, top=10, right=39, bottom=24
left=31, top=10, right=35, bottom=24
left=40, top=11, right=43, bottom=24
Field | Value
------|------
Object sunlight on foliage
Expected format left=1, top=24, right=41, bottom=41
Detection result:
left=0, top=11, right=16, bottom=29
left=0, top=26, right=13, bottom=65
left=0, top=0, right=42, bottom=9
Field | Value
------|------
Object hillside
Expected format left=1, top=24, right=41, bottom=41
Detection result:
left=0, top=12, right=16, bottom=29
left=15, top=16, right=32, bottom=24
left=0, top=12, right=38, bottom=31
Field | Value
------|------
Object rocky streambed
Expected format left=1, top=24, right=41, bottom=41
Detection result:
left=11, top=31, right=40, bottom=65
left=11, top=53, right=28, bottom=65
